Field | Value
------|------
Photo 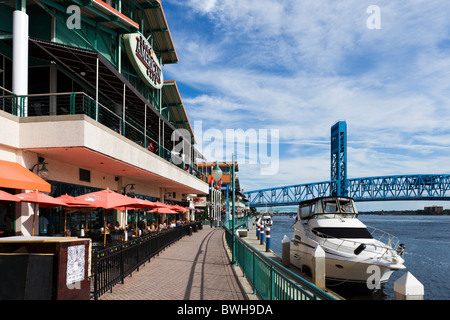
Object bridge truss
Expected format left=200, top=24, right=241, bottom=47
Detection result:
left=245, top=121, right=450, bottom=207
left=245, top=174, right=450, bottom=207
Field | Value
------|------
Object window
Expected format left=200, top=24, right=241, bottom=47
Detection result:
left=79, top=168, right=91, bottom=182
left=312, top=227, right=373, bottom=239
left=322, top=200, right=338, bottom=213
left=338, top=199, right=355, bottom=213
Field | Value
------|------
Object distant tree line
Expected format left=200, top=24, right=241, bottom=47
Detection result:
left=359, top=209, right=449, bottom=215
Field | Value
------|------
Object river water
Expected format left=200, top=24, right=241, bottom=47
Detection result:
left=268, top=214, right=450, bottom=300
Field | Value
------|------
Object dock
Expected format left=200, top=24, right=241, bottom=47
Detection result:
left=96, top=227, right=250, bottom=300
left=237, top=227, right=344, bottom=300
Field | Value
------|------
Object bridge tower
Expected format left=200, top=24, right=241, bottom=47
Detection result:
left=331, top=121, right=347, bottom=196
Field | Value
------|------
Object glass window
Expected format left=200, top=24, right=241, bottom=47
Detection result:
left=312, top=227, right=373, bottom=239
left=322, top=200, right=338, bottom=213
left=338, top=199, right=355, bottom=213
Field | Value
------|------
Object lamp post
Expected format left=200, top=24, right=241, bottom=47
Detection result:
left=211, top=154, right=236, bottom=264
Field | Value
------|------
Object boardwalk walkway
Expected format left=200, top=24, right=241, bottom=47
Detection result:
left=97, top=227, right=248, bottom=300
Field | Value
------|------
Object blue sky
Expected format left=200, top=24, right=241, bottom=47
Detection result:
left=161, top=0, right=450, bottom=211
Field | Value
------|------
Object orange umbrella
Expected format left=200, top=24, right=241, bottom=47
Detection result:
left=169, top=204, right=189, bottom=212
left=15, top=190, right=68, bottom=236
left=56, top=194, right=95, bottom=235
left=152, top=201, right=169, bottom=208
left=73, top=188, right=140, bottom=209
left=114, top=198, right=156, bottom=210
left=74, top=189, right=143, bottom=246
left=56, top=194, right=94, bottom=207
left=0, top=190, right=20, bottom=202
left=148, top=207, right=177, bottom=214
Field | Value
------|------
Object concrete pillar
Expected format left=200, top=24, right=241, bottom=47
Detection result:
left=281, top=235, right=290, bottom=267
left=12, top=10, right=29, bottom=116
left=313, top=245, right=326, bottom=290
left=394, top=272, right=424, bottom=300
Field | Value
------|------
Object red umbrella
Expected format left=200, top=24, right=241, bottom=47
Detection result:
left=114, top=198, right=156, bottom=210
left=15, top=190, right=68, bottom=236
left=0, top=190, right=20, bottom=202
left=152, top=201, right=169, bottom=208
left=56, top=194, right=95, bottom=235
left=73, top=188, right=140, bottom=209
left=56, top=194, right=94, bottom=207
left=148, top=207, right=177, bottom=214
left=74, top=189, right=142, bottom=246
left=169, top=204, right=189, bottom=212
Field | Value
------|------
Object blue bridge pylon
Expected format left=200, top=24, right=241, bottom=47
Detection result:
left=245, top=122, right=450, bottom=207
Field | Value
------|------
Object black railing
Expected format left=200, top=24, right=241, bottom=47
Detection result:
left=91, top=222, right=202, bottom=300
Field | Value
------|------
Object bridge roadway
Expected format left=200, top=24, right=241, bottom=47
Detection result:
left=96, top=227, right=252, bottom=300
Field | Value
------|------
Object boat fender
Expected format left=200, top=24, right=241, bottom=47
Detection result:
left=354, top=243, right=366, bottom=255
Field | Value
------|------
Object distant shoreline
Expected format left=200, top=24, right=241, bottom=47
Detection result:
left=267, top=210, right=449, bottom=216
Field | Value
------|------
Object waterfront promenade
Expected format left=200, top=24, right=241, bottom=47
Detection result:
left=97, top=227, right=249, bottom=300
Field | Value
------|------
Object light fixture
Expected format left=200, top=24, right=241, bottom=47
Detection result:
left=30, top=156, right=49, bottom=179
left=123, top=183, right=135, bottom=196
left=211, top=162, right=223, bottom=181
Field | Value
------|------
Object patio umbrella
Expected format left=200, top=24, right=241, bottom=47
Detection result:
left=151, top=201, right=169, bottom=208
left=148, top=206, right=177, bottom=229
left=148, top=207, right=177, bottom=214
left=170, top=204, right=189, bottom=212
left=114, top=198, right=156, bottom=210
left=15, top=190, right=68, bottom=236
left=74, top=189, right=142, bottom=246
left=0, top=190, right=20, bottom=202
left=56, top=194, right=94, bottom=235
left=56, top=194, right=94, bottom=207
left=73, top=188, right=140, bottom=209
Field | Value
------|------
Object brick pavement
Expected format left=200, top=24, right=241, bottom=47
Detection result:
left=97, top=227, right=248, bottom=300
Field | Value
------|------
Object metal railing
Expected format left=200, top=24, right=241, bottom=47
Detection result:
left=224, top=224, right=336, bottom=300
left=91, top=222, right=202, bottom=300
left=304, top=225, right=400, bottom=259
left=0, top=87, right=207, bottom=183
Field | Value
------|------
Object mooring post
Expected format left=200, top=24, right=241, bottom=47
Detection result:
left=260, top=224, right=265, bottom=245
left=281, top=235, right=290, bottom=267
left=313, top=245, right=326, bottom=290
left=394, top=272, right=424, bottom=300
left=256, top=222, right=260, bottom=240
left=265, top=226, right=271, bottom=252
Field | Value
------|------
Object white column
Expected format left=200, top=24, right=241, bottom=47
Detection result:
left=12, top=10, right=29, bottom=117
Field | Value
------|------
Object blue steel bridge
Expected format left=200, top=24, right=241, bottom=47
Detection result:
left=245, top=122, right=450, bottom=207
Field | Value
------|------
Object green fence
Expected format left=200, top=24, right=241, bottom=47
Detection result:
left=224, top=223, right=336, bottom=300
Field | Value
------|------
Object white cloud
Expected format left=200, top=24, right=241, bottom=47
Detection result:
left=163, top=0, right=450, bottom=204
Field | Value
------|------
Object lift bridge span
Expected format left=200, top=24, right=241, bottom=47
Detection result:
left=245, top=122, right=450, bottom=207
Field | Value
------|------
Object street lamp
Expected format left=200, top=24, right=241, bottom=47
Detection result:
left=30, top=156, right=49, bottom=179
left=211, top=154, right=236, bottom=264
left=123, top=183, right=135, bottom=196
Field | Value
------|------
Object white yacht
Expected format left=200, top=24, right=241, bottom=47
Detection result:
left=290, top=196, right=406, bottom=290
left=257, top=213, right=273, bottom=227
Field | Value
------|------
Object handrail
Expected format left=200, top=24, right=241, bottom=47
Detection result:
left=224, top=225, right=336, bottom=300
left=305, top=226, right=400, bottom=258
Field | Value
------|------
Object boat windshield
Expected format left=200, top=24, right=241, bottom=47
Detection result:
left=318, top=198, right=357, bottom=218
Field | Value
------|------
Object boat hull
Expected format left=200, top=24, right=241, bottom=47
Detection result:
left=290, top=241, right=404, bottom=289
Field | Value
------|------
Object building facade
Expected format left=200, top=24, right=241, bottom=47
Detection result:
left=0, top=0, right=209, bottom=237
left=198, top=162, right=249, bottom=221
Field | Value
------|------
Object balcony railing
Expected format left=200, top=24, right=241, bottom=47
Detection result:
left=0, top=87, right=207, bottom=183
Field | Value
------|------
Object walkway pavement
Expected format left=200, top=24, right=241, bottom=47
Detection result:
left=97, top=227, right=248, bottom=300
